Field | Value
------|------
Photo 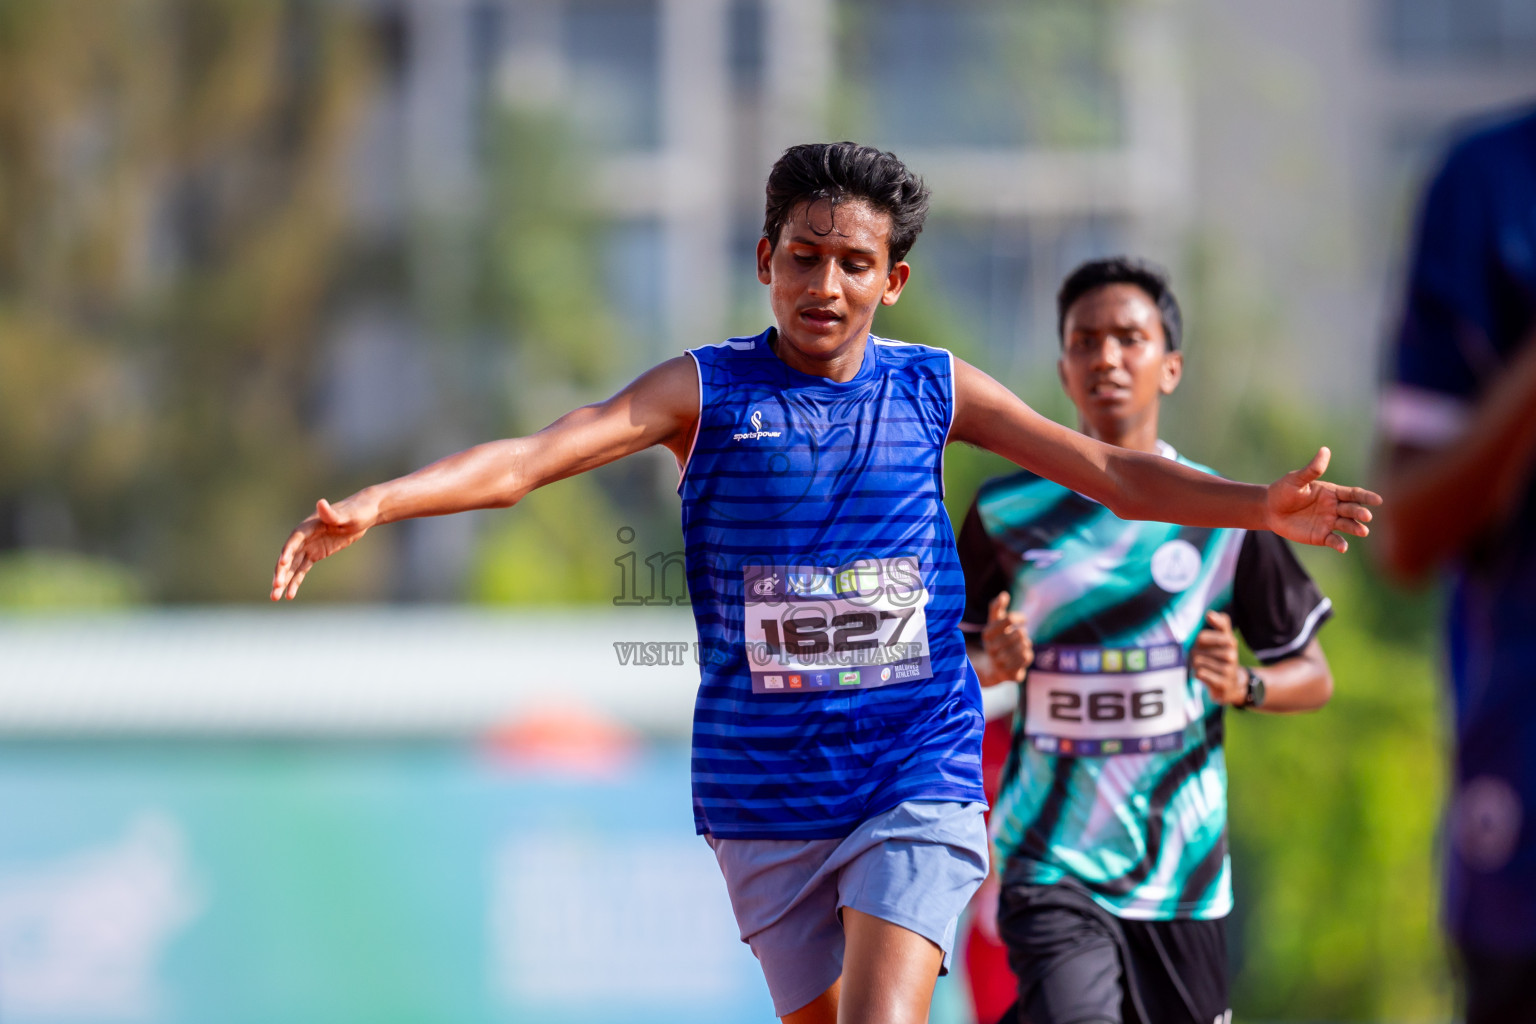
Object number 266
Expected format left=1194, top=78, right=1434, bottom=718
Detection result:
left=1048, top=689, right=1164, bottom=722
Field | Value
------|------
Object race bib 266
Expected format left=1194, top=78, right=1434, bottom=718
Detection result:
left=1024, top=642, right=1195, bottom=755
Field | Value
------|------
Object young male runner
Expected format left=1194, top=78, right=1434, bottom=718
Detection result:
left=271, top=146, right=1378, bottom=1024
left=958, top=258, right=1338, bottom=1024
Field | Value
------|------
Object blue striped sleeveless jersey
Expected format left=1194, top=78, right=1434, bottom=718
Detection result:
left=681, top=328, right=986, bottom=839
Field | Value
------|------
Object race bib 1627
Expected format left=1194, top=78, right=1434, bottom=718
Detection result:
left=742, top=558, right=932, bottom=695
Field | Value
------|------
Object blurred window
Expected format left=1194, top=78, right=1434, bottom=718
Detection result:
left=562, top=0, right=662, bottom=150
left=469, top=1, right=506, bottom=160
left=838, top=0, right=1123, bottom=149
left=371, top=3, right=410, bottom=82
left=602, top=219, right=667, bottom=361
left=728, top=0, right=765, bottom=95
left=894, top=215, right=1126, bottom=371
left=1380, top=0, right=1536, bottom=63
left=730, top=220, right=772, bottom=331
left=317, top=303, right=433, bottom=463
left=470, top=3, right=504, bottom=86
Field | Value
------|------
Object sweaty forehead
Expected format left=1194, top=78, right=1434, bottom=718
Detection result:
left=780, top=198, right=894, bottom=253
left=1065, top=283, right=1163, bottom=335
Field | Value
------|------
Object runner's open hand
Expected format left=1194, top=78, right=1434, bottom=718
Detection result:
left=982, top=591, right=1033, bottom=684
left=270, top=496, right=379, bottom=601
left=1266, top=446, right=1382, bottom=553
left=1191, top=610, right=1245, bottom=705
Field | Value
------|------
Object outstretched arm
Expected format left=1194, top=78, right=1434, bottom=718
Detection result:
left=271, top=355, right=700, bottom=600
left=949, top=358, right=1380, bottom=551
left=1374, top=335, right=1536, bottom=584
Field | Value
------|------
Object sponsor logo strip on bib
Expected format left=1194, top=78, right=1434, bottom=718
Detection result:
left=1025, top=642, right=1193, bottom=755
left=743, top=559, right=932, bottom=694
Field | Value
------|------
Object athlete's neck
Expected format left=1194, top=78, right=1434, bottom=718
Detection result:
left=768, top=326, right=870, bottom=383
left=1078, top=408, right=1162, bottom=454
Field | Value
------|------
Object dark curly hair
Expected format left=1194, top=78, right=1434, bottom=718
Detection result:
left=762, top=142, right=931, bottom=265
left=1057, top=256, right=1184, bottom=351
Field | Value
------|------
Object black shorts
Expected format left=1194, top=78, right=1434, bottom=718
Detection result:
left=995, top=869, right=1229, bottom=1024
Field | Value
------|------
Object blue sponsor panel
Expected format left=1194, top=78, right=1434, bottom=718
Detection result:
left=0, top=741, right=777, bottom=1024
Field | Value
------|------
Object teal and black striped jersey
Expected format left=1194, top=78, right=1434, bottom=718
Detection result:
left=958, top=443, right=1332, bottom=920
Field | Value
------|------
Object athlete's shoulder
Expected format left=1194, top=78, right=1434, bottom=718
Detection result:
left=1420, top=108, right=1536, bottom=214
left=1443, top=107, right=1536, bottom=173
left=869, top=334, right=955, bottom=371
left=689, top=328, right=777, bottom=391
left=689, top=327, right=771, bottom=359
left=869, top=333, right=952, bottom=356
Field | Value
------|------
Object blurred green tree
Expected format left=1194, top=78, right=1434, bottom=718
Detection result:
left=0, top=0, right=373, bottom=600
left=468, top=105, right=677, bottom=606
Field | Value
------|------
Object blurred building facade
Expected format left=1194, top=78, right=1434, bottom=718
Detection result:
left=3, top=0, right=1530, bottom=600
left=318, top=0, right=1535, bottom=596
left=1186, top=0, right=1536, bottom=402
left=335, top=0, right=1536, bottom=393
left=335, top=0, right=1184, bottom=384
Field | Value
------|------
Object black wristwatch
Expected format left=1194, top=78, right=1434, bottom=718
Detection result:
left=1240, top=667, right=1266, bottom=710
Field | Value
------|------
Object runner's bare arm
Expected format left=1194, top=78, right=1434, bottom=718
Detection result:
left=271, top=355, right=700, bottom=600
left=1375, top=333, right=1536, bottom=584
left=1191, top=611, right=1332, bottom=713
left=1245, top=640, right=1333, bottom=713
left=948, top=358, right=1381, bottom=552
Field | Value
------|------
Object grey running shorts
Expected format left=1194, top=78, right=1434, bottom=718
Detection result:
left=707, top=800, right=989, bottom=1017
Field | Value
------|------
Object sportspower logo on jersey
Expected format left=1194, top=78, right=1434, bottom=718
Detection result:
left=733, top=409, right=783, bottom=442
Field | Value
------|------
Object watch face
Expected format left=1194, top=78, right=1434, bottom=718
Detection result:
left=1247, top=670, right=1266, bottom=708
